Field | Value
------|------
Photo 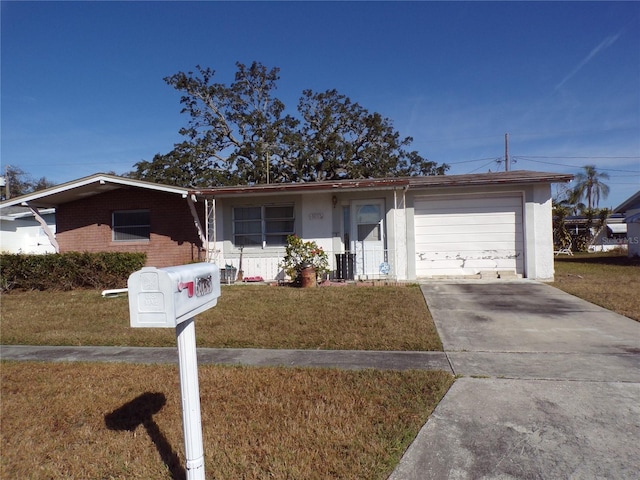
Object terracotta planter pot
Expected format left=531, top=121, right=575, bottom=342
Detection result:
left=299, top=266, right=317, bottom=288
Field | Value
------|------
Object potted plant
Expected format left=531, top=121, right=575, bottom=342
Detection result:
left=281, top=235, right=329, bottom=287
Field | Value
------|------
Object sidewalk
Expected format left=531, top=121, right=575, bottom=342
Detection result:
left=0, top=344, right=451, bottom=372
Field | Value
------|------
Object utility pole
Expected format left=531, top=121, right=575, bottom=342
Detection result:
left=504, top=133, right=510, bottom=172
left=3, top=165, right=10, bottom=199
left=266, top=151, right=270, bottom=185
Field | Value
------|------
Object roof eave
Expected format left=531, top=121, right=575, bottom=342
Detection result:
left=0, top=173, right=195, bottom=209
left=193, top=171, right=574, bottom=197
left=190, top=178, right=411, bottom=197
left=614, top=190, right=640, bottom=214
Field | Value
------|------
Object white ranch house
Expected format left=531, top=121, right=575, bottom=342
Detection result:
left=200, top=170, right=572, bottom=282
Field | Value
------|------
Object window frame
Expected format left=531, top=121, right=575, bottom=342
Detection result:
left=112, top=209, right=151, bottom=242
left=233, top=204, right=295, bottom=248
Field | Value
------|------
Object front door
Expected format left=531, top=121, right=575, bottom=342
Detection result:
left=351, top=200, right=386, bottom=278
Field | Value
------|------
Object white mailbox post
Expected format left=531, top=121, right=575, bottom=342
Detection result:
left=128, top=263, right=220, bottom=480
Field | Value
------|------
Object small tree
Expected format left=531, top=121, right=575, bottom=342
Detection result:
left=552, top=200, right=573, bottom=250
left=1, top=166, right=55, bottom=200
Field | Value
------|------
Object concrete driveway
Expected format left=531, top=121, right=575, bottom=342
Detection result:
left=390, top=281, right=640, bottom=480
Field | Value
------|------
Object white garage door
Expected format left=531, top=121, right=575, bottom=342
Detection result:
left=414, top=194, right=524, bottom=277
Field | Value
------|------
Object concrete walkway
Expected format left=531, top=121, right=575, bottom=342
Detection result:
left=0, top=344, right=450, bottom=371
left=2, top=281, right=639, bottom=478
left=389, top=281, right=640, bottom=480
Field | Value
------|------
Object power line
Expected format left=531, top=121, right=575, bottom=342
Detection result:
left=446, top=156, right=502, bottom=165
left=514, top=156, right=640, bottom=173
left=467, top=158, right=502, bottom=174
left=517, top=155, right=639, bottom=160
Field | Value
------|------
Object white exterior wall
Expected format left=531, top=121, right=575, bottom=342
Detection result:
left=0, top=214, right=56, bottom=254
left=213, top=195, right=286, bottom=282
left=524, top=184, right=554, bottom=281
left=212, top=193, right=335, bottom=282
left=627, top=208, right=640, bottom=257
left=207, top=181, right=558, bottom=282
left=392, top=188, right=408, bottom=281
left=300, top=192, right=333, bottom=256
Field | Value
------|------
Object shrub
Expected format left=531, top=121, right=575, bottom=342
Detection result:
left=280, top=235, right=329, bottom=280
left=0, top=252, right=146, bottom=292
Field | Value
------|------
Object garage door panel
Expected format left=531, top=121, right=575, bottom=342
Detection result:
left=416, top=224, right=518, bottom=236
left=417, top=241, right=523, bottom=252
left=415, top=257, right=521, bottom=271
left=414, top=195, right=524, bottom=277
left=415, top=218, right=521, bottom=231
left=418, top=197, right=522, bottom=212
left=417, top=228, right=517, bottom=245
left=416, top=214, right=519, bottom=228
left=416, top=213, right=520, bottom=224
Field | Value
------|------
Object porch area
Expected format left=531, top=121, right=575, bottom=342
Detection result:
left=211, top=248, right=398, bottom=284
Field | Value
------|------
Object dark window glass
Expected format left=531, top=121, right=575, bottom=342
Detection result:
left=233, top=205, right=294, bottom=247
left=113, top=210, right=150, bottom=242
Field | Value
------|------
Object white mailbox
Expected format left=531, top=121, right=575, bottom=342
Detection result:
left=128, top=263, right=221, bottom=328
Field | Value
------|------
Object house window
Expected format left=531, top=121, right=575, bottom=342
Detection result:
left=112, top=210, right=150, bottom=242
left=233, top=205, right=294, bottom=247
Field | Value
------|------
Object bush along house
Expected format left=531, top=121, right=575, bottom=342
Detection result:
left=0, top=170, right=573, bottom=282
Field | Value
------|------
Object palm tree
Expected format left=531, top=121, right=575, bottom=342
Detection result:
left=572, top=165, right=610, bottom=211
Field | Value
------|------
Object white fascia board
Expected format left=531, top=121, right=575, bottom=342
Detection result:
left=6, top=208, right=56, bottom=219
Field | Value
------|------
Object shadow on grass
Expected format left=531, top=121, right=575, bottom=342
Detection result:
left=105, top=392, right=185, bottom=480
left=555, top=254, right=640, bottom=267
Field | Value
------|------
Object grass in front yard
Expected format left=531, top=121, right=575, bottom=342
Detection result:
left=0, top=285, right=442, bottom=351
left=1, top=361, right=454, bottom=480
left=552, top=252, right=640, bottom=321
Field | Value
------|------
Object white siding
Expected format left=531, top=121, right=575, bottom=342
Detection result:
left=414, top=194, right=524, bottom=277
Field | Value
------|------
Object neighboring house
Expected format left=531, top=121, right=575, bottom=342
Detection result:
left=562, top=214, right=628, bottom=253
left=614, top=190, right=640, bottom=257
left=0, top=170, right=573, bottom=281
left=0, top=175, right=208, bottom=267
left=0, top=206, right=57, bottom=254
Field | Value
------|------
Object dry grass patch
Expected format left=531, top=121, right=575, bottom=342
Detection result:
left=0, top=285, right=441, bottom=350
left=552, top=252, right=640, bottom=321
left=1, top=361, right=454, bottom=479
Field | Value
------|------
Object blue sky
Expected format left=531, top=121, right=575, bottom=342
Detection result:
left=2, top=1, right=639, bottom=208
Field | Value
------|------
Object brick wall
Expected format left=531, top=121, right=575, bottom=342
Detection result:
left=56, top=188, right=206, bottom=267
